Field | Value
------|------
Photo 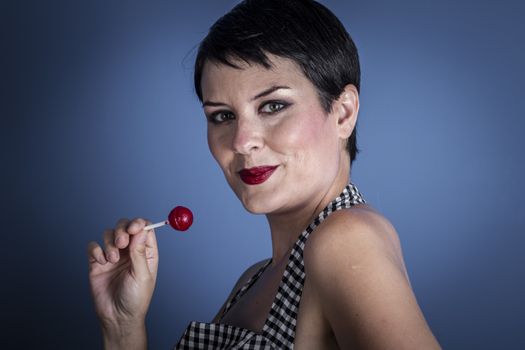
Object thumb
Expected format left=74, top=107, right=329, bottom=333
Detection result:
left=129, top=230, right=150, bottom=278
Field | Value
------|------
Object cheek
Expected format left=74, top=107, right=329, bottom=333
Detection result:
left=207, top=129, right=229, bottom=168
left=272, top=111, right=329, bottom=157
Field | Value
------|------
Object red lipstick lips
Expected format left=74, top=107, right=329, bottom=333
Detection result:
left=238, top=166, right=278, bottom=185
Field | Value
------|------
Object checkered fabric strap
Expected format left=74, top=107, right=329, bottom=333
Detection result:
left=220, top=259, right=273, bottom=320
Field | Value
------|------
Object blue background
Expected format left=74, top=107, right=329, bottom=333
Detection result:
left=3, top=0, right=524, bottom=348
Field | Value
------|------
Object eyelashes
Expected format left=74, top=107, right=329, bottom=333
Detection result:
left=260, top=101, right=288, bottom=114
left=207, top=100, right=291, bottom=124
left=208, top=110, right=234, bottom=124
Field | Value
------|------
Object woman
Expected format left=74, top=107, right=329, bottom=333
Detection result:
left=87, top=0, right=441, bottom=348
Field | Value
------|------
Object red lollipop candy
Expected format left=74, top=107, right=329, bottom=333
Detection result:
left=168, top=206, right=193, bottom=231
left=143, top=205, right=193, bottom=232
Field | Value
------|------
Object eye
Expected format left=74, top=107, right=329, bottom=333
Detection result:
left=208, top=111, right=235, bottom=124
left=260, top=101, right=288, bottom=114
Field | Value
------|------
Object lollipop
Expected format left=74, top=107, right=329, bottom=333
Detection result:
left=143, top=206, right=193, bottom=231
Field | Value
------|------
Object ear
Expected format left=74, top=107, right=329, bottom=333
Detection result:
left=332, top=84, right=359, bottom=139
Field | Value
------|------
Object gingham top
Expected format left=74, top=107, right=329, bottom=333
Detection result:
left=174, top=183, right=366, bottom=349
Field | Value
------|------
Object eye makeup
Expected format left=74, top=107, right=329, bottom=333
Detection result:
left=205, top=97, right=293, bottom=124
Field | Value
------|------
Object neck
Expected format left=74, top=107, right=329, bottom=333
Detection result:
left=265, top=157, right=351, bottom=266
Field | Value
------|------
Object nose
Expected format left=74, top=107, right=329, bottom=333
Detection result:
left=232, top=118, right=264, bottom=155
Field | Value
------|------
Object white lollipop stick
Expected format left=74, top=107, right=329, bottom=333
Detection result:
left=144, top=220, right=169, bottom=231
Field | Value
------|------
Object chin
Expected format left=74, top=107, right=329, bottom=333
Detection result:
left=242, top=201, right=280, bottom=215
left=233, top=185, right=279, bottom=215
left=242, top=204, right=267, bottom=215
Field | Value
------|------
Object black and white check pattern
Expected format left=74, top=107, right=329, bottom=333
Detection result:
left=174, top=183, right=366, bottom=349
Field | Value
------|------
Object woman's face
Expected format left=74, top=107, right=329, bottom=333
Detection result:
left=201, top=55, right=354, bottom=214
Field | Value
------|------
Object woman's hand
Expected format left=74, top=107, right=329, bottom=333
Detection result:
left=87, top=218, right=158, bottom=349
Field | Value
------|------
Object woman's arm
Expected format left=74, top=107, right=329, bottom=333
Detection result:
left=101, top=320, right=147, bottom=350
left=304, top=207, right=441, bottom=349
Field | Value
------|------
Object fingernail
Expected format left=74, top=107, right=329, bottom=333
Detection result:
left=130, top=223, right=140, bottom=232
left=109, top=251, right=118, bottom=262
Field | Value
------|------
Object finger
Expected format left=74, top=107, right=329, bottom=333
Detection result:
left=103, top=228, right=120, bottom=263
left=145, top=222, right=159, bottom=276
left=128, top=228, right=151, bottom=279
left=114, top=218, right=131, bottom=249
left=145, top=220, right=158, bottom=251
left=87, top=241, right=107, bottom=265
left=127, top=217, right=147, bottom=235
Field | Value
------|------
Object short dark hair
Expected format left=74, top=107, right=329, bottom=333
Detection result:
left=194, top=0, right=361, bottom=163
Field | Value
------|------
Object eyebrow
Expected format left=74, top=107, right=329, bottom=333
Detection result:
left=202, top=85, right=291, bottom=107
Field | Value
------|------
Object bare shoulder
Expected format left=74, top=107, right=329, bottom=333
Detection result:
left=303, top=204, right=441, bottom=349
left=211, top=258, right=270, bottom=322
left=305, top=203, right=406, bottom=277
